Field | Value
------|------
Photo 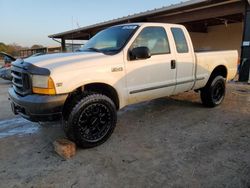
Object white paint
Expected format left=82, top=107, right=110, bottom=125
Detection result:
left=22, top=23, right=238, bottom=109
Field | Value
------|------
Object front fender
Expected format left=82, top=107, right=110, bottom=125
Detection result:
left=51, top=65, right=128, bottom=109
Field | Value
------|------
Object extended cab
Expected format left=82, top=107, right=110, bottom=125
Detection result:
left=9, top=23, right=237, bottom=148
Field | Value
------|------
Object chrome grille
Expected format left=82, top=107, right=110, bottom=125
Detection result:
left=11, top=67, right=31, bottom=96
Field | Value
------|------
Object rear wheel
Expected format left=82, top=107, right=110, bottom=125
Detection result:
left=63, top=93, right=117, bottom=148
left=200, top=75, right=226, bottom=107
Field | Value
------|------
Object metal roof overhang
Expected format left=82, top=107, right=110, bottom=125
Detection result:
left=48, top=0, right=245, bottom=40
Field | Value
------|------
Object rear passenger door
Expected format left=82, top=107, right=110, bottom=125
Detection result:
left=171, top=27, right=195, bottom=94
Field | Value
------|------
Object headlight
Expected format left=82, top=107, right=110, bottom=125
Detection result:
left=32, top=75, right=56, bottom=95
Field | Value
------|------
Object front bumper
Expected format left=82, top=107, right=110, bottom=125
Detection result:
left=8, top=87, right=68, bottom=122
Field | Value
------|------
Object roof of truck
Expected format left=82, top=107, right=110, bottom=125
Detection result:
left=111, top=22, right=182, bottom=27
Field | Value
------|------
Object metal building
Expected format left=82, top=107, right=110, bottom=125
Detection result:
left=49, top=0, right=250, bottom=82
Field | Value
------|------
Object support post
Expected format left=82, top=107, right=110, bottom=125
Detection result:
left=61, top=38, right=66, bottom=52
left=239, top=1, right=250, bottom=82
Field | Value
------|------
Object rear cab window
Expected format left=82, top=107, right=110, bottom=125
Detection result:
left=171, top=27, right=189, bottom=53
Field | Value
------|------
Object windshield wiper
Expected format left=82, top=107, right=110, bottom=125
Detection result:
left=86, top=47, right=103, bottom=53
left=83, top=47, right=117, bottom=55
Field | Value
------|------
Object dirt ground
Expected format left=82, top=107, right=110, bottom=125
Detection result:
left=0, top=79, right=249, bottom=188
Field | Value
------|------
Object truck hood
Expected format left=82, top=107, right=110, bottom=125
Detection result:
left=24, top=52, right=107, bottom=72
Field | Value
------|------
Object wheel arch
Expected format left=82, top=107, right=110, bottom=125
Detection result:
left=84, top=82, right=120, bottom=110
left=63, top=82, right=120, bottom=118
left=209, top=65, right=228, bottom=80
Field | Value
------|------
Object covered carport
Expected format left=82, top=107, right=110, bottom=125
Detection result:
left=49, top=0, right=250, bottom=82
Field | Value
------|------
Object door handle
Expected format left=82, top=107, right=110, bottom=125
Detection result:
left=171, top=60, right=176, bottom=69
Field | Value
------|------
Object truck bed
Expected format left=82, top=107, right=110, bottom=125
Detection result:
left=193, top=50, right=238, bottom=90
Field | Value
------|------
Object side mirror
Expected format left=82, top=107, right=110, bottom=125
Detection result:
left=130, top=47, right=151, bottom=60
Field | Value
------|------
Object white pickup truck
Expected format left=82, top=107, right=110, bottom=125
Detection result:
left=9, top=23, right=237, bottom=148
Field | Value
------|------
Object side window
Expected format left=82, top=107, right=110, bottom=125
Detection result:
left=171, top=28, right=189, bottom=53
left=130, top=27, right=170, bottom=55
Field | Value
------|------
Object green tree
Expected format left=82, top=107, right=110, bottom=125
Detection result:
left=0, top=42, right=8, bottom=52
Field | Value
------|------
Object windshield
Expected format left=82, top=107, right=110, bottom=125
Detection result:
left=80, top=25, right=139, bottom=54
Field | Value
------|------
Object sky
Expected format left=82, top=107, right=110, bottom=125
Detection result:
left=0, top=0, right=185, bottom=47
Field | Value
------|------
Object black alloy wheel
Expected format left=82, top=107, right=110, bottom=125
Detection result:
left=200, top=75, right=226, bottom=107
left=64, top=93, right=117, bottom=148
left=211, top=80, right=225, bottom=104
left=77, top=102, right=113, bottom=142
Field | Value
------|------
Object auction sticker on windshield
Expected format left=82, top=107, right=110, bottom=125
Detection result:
left=122, top=25, right=138, bottom=30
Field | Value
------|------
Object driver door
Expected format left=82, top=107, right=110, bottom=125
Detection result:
left=124, top=26, right=176, bottom=104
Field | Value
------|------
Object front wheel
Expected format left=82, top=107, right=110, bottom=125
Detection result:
left=200, top=75, right=226, bottom=107
left=64, top=93, right=117, bottom=148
